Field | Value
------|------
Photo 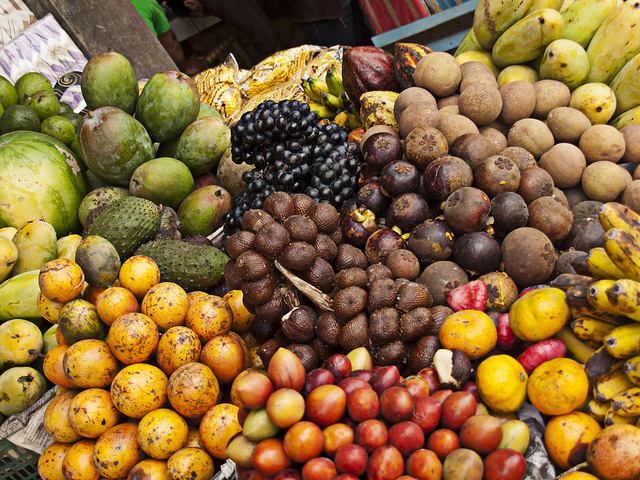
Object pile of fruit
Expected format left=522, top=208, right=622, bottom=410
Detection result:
left=2, top=0, right=640, bottom=479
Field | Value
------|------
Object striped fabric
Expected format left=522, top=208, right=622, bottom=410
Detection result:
left=359, top=0, right=430, bottom=35
left=0, top=0, right=36, bottom=48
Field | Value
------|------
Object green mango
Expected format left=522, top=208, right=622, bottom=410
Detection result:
left=561, top=0, right=617, bottom=49
left=473, top=0, right=535, bottom=50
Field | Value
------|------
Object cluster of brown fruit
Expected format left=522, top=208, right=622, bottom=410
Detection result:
left=228, top=347, right=530, bottom=480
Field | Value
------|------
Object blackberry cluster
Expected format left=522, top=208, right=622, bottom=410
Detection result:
left=223, top=99, right=361, bottom=238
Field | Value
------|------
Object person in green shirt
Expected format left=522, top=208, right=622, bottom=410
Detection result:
left=130, top=0, right=209, bottom=75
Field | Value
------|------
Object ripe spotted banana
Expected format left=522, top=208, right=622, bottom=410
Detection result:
left=604, top=405, right=640, bottom=426
left=605, top=278, right=640, bottom=322
left=611, top=387, right=640, bottom=416
left=586, top=247, right=628, bottom=280
left=624, top=355, right=640, bottom=385
left=585, top=397, right=610, bottom=423
left=594, top=366, right=638, bottom=402
left=602, top=228, right=640, bottom=282
left=571, top=316, right=617, bottom=347
left=584, top=345, right=629, bottom=380
left=565, top=285, right=629, bottom=326
left=604, top=323, right=640, bottom=359
left=587, top=278, right=628, bottom=317
left=599, top=202, right=640, bottom=232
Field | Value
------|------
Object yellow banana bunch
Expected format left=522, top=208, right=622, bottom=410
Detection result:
left=300, top=65, right=357, bottom=128
left=594, top=366, right=638, bottom=402
left=325, top=65, right=345, bottom=97
left=599, top=202, right=640, bottom=232
left=565, top=285, right=629, bottom=326
left=605, top=278, right=640, bottom=322
left=585, top=397, right=610, bottom=423
left=571, top=316, right=617, bottom=348
left=554, top=326, right=598, bottom=365
left=624, top=356, right=640, bottom=385
left=308, top=101, right=335, bottom=119
left=602, top=228, right=640, bottom=282
left=584, top=345, right=628, bottom=380
left=604, top=323, right=640, bottom=359
left=586, top=247, right=627, bottom=280
left=611, top=387, right=640, bottom=416
left=587, top=278, right=625, bottom=316
left=604, top=405, right=640, bottom=426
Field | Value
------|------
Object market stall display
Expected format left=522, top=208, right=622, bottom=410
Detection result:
left=1, top=0, right=640, bottom=479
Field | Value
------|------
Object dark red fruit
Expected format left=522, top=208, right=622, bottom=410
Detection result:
left=380, top=160, right=420, bottom=198
left=447, top=279, right=488, bottom=312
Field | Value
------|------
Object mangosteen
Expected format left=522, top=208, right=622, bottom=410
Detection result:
left=516, top=166, right=554, bottom=204
left=443, top=187, right=492, bottom=236
left=356, top=181, right=391, bottom=219
left=552, top=250, right=584, bottom=277
left=407, top=219, right=455, bottom=266
left=362, top=131, right=404, bottom=173
left=560, top=216, right=606, bottom=252
left=386, top=192, right=431, bottom=233
left=527, top=196, right=573, bottom=245
left=479, top=271, right=518, bottom=314
left=422, top=155, right=474, bottom=204
left=449, top=133, right=497, bottom=171
left=452, top=231, right=502, bottom=276
left=473, top=155, right=521, bottom=199
left=432, top=348, right=472, bottom=390
left=385, top=248, right=421, bottom=281
left=365, top=228, right=406, bottom=265
left=379, top=160, right=421, bottom=198
left=572, top=200, right=605, bottom=221
left=418, top=260, right=469, bottom=306
left=341, top=205, right=378, bottom=249
left=490, top=192, right=529, bottom=237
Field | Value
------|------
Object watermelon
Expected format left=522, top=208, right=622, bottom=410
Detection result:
left=0, top=131, right=88, bottom=237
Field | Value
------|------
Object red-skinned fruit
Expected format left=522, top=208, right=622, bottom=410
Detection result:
left=335, top=475, right=360, bottom=480
left=237, top=405, right=251, bottom=427
left=405, top=448, right=443, bottom=480
left=430, top=389, right=453, bottom=404
left=351, top=369, right=374, bottom=382
left=339, top=376, right=372, bottom=396
left=274, top=469, right=303, bottom=480
left=342, top=46, right=399, bottom=110
left=483, top=448, right=527, bottom=480
left=440, top=391, right=477, bottom=430
left=251, top=438, right=292, bottom=476
left=411, top=395, right=442, bottom=435
left=459, top=414, right=504, bottom=455
left=283, top=420, right=325, bottom=464
left=305, top=384, right=347, bottom=427
left=379, top=386, right=414, bottom=423
left=322, top=423, right=354, bottom=457
left=426, top=429, right=460, bottom=462
left=387, top=421, right=425, bottom=459
left=402, top=376, right=431, bottom=398
left=460, top=381, right=481, bottom=403
left=366, top=444, right=405, bottom=480
left=416, top=367, right=440, bottom=393
left=447, top=279, right=488, bottom=312
left=369, top=365, right=401, bottom=394
left=234, top=372, right=274, bottom=409
left=497, top=313, right=521, bottom=352
left=516, top=338, right=566, bottom=375
left=303, top=368, right=335, bottom=397
left=265, top=388, right=306, bottom=428
left=347, top=387, right=380, bottom=422
left=355, top=418, right=389, bottom=454
left=323, top=354, right=352, bottom=384
left=268, top=348, right=306, bottom=392
left=335, top=443, right=369, bottom=476
left=301, top=456, right=338, bottom=480
left=247, top=470, right=271, bottom=480
left=236, top=466, right=253, bottom=480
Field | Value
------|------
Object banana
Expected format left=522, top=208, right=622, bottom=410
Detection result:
left=604, top=405, right=640, bottom=426
left=325, top=65, right=345, bottom=97
left=603, top=228, right=640, bottom=282
left=301, top=79, right=322, bottom=103
left=346, top=112, right=362, bottom=130
left=604, top=323, right=640, bottom=359
left=472, top=0, right=535, bottom=50
left=586, top=247, right=628, bottom=280
left=594, top=366, right=638, bottom=402
left=571, top=316, right=618, bottom=346
left=599, top=202, right=640, bottom=232
left=340, top=92, right=351, bottom=109
left=624, top=356, right=640, bottom=385
left=587, top=278, right=630, bottom=316
left=308, top=78, right=331, bottom=101
left=565, top=285, right=629, bottom=326
left=584, top=345, right=629, bottom=380
left=611, top=387, right=640, bottom=416
left=586, top=0, right=640, bottom=85
left=332, top=110, right=349, bottom=127
left=585, top=397, right=610, bottom=423
left=308, top=102, right=335, bottom=119
left=560, top=0, right=617, bottom=49
left=321, top=92, right=342, bottom=112
left=605, top=278, right=640, bottom=322
left=554, top=326, right=598, bottom=364
left=550, top=273, right=595, bottom=291
left=491, top=9, right=565, bottom=68
left=610, top=53, right=640, bottom=118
